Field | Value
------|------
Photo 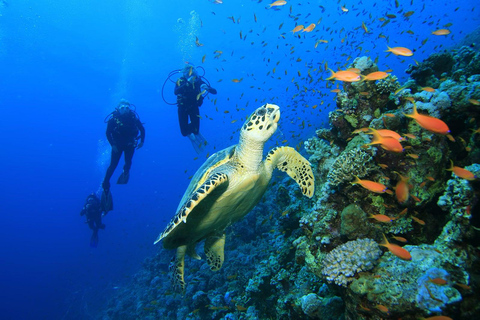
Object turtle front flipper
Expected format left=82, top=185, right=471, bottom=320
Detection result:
left=170, top=245, right=187, bottom=293
left=154, top=172, right=229, bottom=245
left=204, top=233, right=226, bottom=271
left=265, top=146, right=315, bottom=198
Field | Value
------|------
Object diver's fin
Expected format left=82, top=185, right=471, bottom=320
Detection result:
left=90, top=229, right=99, bottom=248
left=188, top=134, right=203, bottom=154
left=116, top=171, right=130, bottom=184
left=101, top=189, right=113, bottom=213
left=195, top=132, right=208, bottom=149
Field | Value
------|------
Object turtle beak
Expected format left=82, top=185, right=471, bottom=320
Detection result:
left=266, top=104, right=280, bottom=123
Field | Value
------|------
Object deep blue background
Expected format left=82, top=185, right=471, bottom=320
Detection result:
left=0, top=0, right=477, bottom=318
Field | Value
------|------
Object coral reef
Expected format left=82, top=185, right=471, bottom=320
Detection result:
left=321, top=238, right=382, bottom=287
left=101, top=46, right=480, bottom=320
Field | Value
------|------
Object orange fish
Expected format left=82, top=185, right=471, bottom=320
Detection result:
left=423, top=316, right=453, bottom=320
left=375, top=304, right=389, bottom=314
left=411, top=216, right=425, bottom=225
left=384, top=113, right=396, bottom=117
left=395, top=173, right=410, bottom=204
left=269, top=0, right=287, bottom=8
left=362, top=71, right=389, bottom=81
left=351, top=176, right=388, bottom=193
left=404, top=102, right=450, bottom=135
left=468, top=98, right=480, bottom=105
left=454, top=283, right=472, bottom=290
left=447, top=160, right=477, bottom=180
left=330, top=89, right=341, bottom=93
left=365, top=128, right=404, bottom=153
left=404, top=133, right=417, bottom=139
left=373, top=129, right=404, bottom=141
left=341, top=6, right=348, bottom=12
left=291, top=25, right=304, bottom=33
left=392, top=236, right=408, bottom=243
left=303, top=23, right=316, bottom=32
left=386, top=46, right=413, bottom=56
left=232, top=78, right=243, bottom=83
left=326, top=69, right=361, bottom=82
left=421, top=86, right=436, bottom=92
left=236, top=305, right=247, bottom=311
left=428, top=278, right=447, bottom=285
left=426, top=176, right=435, bottom=181
left=432, top=29, right=451, bottom=36
left=369, top=214, right=394, bottom=223
left=380, top=234, right=412, bottom=261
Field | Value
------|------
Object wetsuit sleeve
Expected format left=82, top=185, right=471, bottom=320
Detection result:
left=136, top=119, right=145, bottom=143
left=106, top=119, right=115, bottom=145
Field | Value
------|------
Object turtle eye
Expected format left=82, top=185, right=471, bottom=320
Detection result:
left=256, top=108, right=266, bottom=116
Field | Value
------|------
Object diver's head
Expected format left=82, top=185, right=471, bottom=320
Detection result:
left=117, top=99, right=131, bottom=115
left=182, top=63, right=198, bottom=79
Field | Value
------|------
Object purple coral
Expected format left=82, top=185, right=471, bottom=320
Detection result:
left=322, top=238, right=382, bottom=287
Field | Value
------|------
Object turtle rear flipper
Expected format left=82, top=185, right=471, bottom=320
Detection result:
left=266, top=146, right=315, bottom=198
left=154, top=172, right=229, bottom=245
left=170, top=245, right=187, bottom=294
left=205, top=233, right=226, bottom=271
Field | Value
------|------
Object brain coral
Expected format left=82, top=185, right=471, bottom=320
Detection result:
left=322, top=238, right=382, bottom=287
left=327, top=147, right=375, bottom=187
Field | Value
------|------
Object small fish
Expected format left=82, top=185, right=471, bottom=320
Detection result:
left=364, top=128, right=403, bottom=153
left=468, top=98, right=480, bottom=105
left=379, top=233, right=412, bottom=261
left=454, top=282, right=472, bottom=290
left=375, top=304, right=389, bottom=314
left=236, top=305, right=247, bottom=311
left=195, top=36, right=204, bottom=47
left=202, top=55, right=206, bottom=63
left=369, top=214, right=394, bottom=223
left=432, top=29, right=451, bottom=36
left=341, top=6, right=348, bottom=12
left=404, top=102, right=450, bottom=135
left=331, top=89, right=341, bottom=93
left=303, top=23, right=316, bottom=32
left=326, top=69, right=361, bottom=82
left=362, top=71, right=389, bottom=81
left=428, top=278, right=447, bottom=285
left=447, top=160, right=477, bottom=180
left=291, top=25, right=304, bottom=33
left=395, top=172, right=410, bottom=204
left=423, top=316, right=453, bottom=320
left=232, top=78, right=243, bottom=83
left=384, top=113, right=396, bottom=117
left=411, top=216, right=425, bottom=225
left=386, top=46, right=413, bottom=56
left=426, top=176, right=435, bottom=181
left=351, top=176, right=388, bottom=193
left=269, top=0, right=286, bottom=8
left=392, top=236, right=408, bottom=243
left=404, top=133, right=417, bottom=139
left=421, top=86, right=436, bottom=92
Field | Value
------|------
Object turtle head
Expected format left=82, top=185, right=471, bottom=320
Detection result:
left=241, top=104, right=280, bottom=143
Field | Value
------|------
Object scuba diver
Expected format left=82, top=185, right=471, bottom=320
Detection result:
left=163, top=63, right=217, bottom=153
left=80, top=193, right=106, bottom=247
left=101, top=99, right=145, bottom=212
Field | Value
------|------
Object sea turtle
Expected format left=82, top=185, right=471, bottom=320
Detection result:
left=154, top=104, right=314, bottom=292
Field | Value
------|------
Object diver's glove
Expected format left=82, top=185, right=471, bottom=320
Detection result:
left=200, top=84, right=208, bottom=91
left=137, top=141, right=144, bottom=149
left=187, top=76, right=195, bottom=84
left=112, top=145, right=119, bottom=153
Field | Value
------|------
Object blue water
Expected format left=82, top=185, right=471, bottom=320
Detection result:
left=0, top=0, right=477, bottom=319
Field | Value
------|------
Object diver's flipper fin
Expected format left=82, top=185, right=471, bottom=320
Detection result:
left=90, top=229, right=99, bottom=248
left=195, top=133, right=208, bottom=149
left=101, top=189, right=113, bottom=213
left=188, top=134, right=203, bottom=154
left=116, top=171, right=130, bottom=184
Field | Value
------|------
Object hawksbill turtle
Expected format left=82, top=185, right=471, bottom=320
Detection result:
left=154, top=103, right=314, bottom=292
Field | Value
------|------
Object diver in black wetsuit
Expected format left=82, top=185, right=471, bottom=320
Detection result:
left=80, top=193, right=105, bottom=247
left=101, top=100, right=145, bottom=211
left=174, top=64, right=217, bottom=153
